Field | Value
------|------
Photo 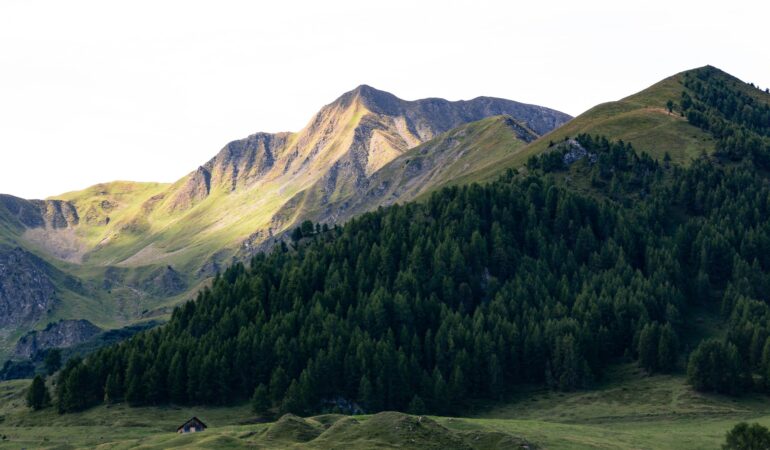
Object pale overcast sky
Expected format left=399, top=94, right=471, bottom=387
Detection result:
left=1, top=0, right=768, bottom=199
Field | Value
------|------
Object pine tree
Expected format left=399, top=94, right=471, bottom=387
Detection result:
left=638, top=323, right=661, bottom=373
left=358, top=375, right=374, bottom=412
left=26, top=375, right=50, bottom=411
left=687, top=339, right=743, bottom=394
left=56, top=359, right=94, bottom=413
left=168, top=351, right=187, bottom=404
left=431, top=367, right=449, bottom=414
left=44, top=349, right=62, bottom=375
left=657, top=324, right=678, bottom=373
left=488, top=354, right=504, bottom=400
left=407, top=395, right=426, bottom=415
left=251, top=383, right=270, bottom=414
left=269, top=367, right=289, bottom=404
left=280, top=380, right=303, bottom=415
left=104, top=373, right=120, bottom=404
left=125, top=350, right=146, bottom=405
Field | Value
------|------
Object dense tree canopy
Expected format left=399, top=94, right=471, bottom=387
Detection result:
left=44, top=349, right=62, bottom=376
left=26, top=375, right=50, bottom=411
left=681, top=66, right=770, bottom=167
left=53, top=68, right=770, bottom=414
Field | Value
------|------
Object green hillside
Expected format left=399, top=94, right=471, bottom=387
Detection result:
left=4, top=66, right=770, bottom=449
left=466, top=65, right=770, bottom=184
left=50, top=66, right=770, bottom=414
left=377, top=115, right=537, bottom=195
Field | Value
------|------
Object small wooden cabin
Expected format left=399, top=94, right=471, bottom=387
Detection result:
left=177, top=416, right=207, bottom=434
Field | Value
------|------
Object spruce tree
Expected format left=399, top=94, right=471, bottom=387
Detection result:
left=44, top=349, right=62, bottom=375
left=657, top=324, right=678, bottom=373
left=26, top=375, right=50, bottom=411
left=407, top=395, right=426, bottom=415
left=251, top=384, right=270, bottom=414
left=638, top=323, right=660, bottom=373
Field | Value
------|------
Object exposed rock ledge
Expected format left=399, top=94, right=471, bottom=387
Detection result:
left=12, top=319, right=102, bottom=359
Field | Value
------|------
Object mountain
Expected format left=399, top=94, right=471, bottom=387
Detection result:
left=48, top=65, right=770, bottom=421
left=34, top=85, right=569, bottom=270
left=279, top=115, right=539, bottom=228
left=0, top=86, right=570, bottom=358
left=6, top=65, right=770, bottom=449
left=465, top=65, right=757, bottom=184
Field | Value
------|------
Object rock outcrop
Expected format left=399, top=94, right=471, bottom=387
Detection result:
left=0, top=195, right=46, bottom=228
left=0, top=195, right=79, bottom=229
left=0, top=247, right=57, bottom=328
left=148, top=265, right=186, bottom=296
left=266, top=115, right=541, bottom=237
left=30, top=199, right=79, bottom=228
left=167, top=166, right=212, bottom=212
left=182, top=85, right=570, bottom=205
left=12, top=319, right=102, bottom=358
left=207, top=132, right=290, bottom=191
left=560, top=138, right=597, bottom=165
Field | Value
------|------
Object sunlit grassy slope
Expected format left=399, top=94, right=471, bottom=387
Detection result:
left=465, top=67, right=723, bottom=184
left=2, top=364, right=766, bottom=449
left=392, top=115, right=536, bottom=194
left=394, top=115, right=537, bottom=195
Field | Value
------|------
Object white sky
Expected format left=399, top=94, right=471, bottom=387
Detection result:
left=1, top=0, right=768, bottom=199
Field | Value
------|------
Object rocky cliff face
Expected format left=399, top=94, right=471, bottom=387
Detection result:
left=30, top=199, right=79, bottom=228
left=345, top=84, right=568, bottom=136
left=207, top=132, right=291, bottom=191
left=267, top=115, right=541, bottom=235
left=12, top=319, right=102, bottom=358
left=167, top=166, right=212, bottom=212
left=147, top=265, right=187, bottom=296
left=166, top=85, right=571, bottom=219
left=0, top=195, right=46, bottom=228
left=0, top=247, right=58, bottom=328
left=0, top=195, right=79, bottom=229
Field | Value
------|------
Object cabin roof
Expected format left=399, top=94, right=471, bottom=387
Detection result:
left=177, top=416, right=207, bottom=431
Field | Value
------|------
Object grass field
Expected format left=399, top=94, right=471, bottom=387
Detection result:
left=1, top=363, right=765, bottom=449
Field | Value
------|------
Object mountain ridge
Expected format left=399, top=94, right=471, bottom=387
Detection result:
left=0, top=85, right=571, bottom=358
left=464, top=65, right=756, bottom=184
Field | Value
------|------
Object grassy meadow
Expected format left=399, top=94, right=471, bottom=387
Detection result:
left=1, top=364, right=765, bottom=449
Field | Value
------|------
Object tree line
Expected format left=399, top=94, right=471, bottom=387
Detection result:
left=680, top=66, right=770, bottom=168
left=44, top=68, right=770, bottom=414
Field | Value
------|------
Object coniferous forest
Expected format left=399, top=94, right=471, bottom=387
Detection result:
left=53, top=67, right=770, bottom=416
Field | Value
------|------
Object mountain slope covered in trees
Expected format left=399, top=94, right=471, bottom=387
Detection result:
left=49, top=66, right=770, bottom=418
left=0, top=88, right=569, bottom=359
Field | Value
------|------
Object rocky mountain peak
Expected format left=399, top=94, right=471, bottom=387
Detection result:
left=343, top=84, right=403, bottom=115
